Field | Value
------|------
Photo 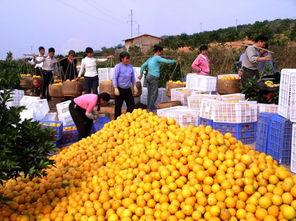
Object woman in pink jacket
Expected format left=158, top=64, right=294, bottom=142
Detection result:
left=191, top=45, right=210, bottom=75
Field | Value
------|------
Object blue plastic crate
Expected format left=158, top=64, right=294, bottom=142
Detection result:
left=92, top=116, right=110, bottom=133
left=213, top=122, right=257, bottom=144
left=62, top=125, right=78, bottom=145
left=40, top=120, right=63, bottom=141
left=197, top=117, right=213, bottom=127
left=267, top=114, right=292, bottom=165
left=255, top=112, right=277, bottom=153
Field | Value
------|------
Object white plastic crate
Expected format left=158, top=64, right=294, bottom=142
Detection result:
left=278, top=69, right=296, bottom=121
left=199, top=99, right=257, bottom=123
left=171, top=87, right=193, bottom=105
left=186, top=73, right=217, bottom=92
left=157, top=106, right=199, bottom=127
left=212, top=101, right=258, bottom=123
left=20, top=110, right=34, bottom=122
left=6, top=89, right=25, bottom=107
left=188, top=94, right=220, bottom=110
left=42, top=112, right=58, bottom=121
left=98, top=68, right=111, bottom=82
left=58, top=112, right=74, bottom=126
left=20, top=96, right=40, bottom=108
left=258, top=103, right=278, bottom=113
left=140, top=87, right=169, bottom=105
left=220, top=93, right=245, bottom=102
left=32, top=99, right=50, bottom=121
left=56, top=100, right=71, bottom=115
left=291, top=124, right=296, bottom=173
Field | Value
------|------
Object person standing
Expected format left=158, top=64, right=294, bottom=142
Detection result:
left=78, top=47, right=99, bottom=94
left=112, top=52, right=138, bottom=119
left=241, top=35, right=272, bottom=84
left=139, top=45, right=176, bottom=111
left=59, top=50, right=78, bottom=81
left=29, top=46, right=46, bottom=75
left=191, top=45, right=210, bottom=75
left=35, top=47, right=58, bottom=100
left=69, top=92, right=110, bottom=140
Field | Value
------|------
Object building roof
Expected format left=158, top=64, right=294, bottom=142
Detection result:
left=124, top=34, right=161, bottom=42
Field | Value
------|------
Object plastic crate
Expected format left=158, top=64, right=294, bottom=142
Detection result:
left=212, top=101, right=257, bottom=123
left=56, top=100, right=71, bottom=115
left=62, top=125, right=78, bottom=144
left=258, top=103, right=278, bottom=113
left=220, top=93, right=245, bottom=102
left=171, top=87, right=193, bottom=105
left=196, top=117, right=213, bottom=127
left=157, top=106, right=199, bottom=127
left=255, top=112, right=276, bottom=153
left=291, top=124, right=296, bottom=173
left=267, top=114, right=292, bottom=165
left=186, top=73, right=217, bottom=92
left=187, top=94, right=219, bottom=110
left=92, top=116, right=110, bottom=133
left=213, top=122, right=257, bottom=144
left=40, top=120, right=63, bottom=141
left=278, top=69, right=296, bottom=121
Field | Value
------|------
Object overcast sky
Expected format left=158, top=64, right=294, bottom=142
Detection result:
left=0, top=0, right=295, bottom=59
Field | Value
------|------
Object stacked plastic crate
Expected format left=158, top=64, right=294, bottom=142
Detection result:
left=275, top=69, right=296, bottom=169
left=40, top=121, right=63, bottom=147
left=157, top=106, right=199, bottom=127
left=197, top=94, right=257, bottom=144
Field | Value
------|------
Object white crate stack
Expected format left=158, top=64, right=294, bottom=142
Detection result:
left=291, top=124, right=296, bottom=173
left=19, top=96, right=49, bottom=121
left=212, top=101, right=257, bottom=123
left=278, top=69, right=296, bottom=121
left=186, top=73, right=217, bottom=92
left=157, top=106, right=199, bottom=127
left=5, top=89, right=24, bottom=107
left=199, top=99, right=215, bottom=119
left=98, top=68, right=113, bottom=83
left=187, top=94, right=219, bottom=110
left=56, top=100, right=74, bottom=126
left=140, top=87, right=169, bottom=105
left=258, top=103, right=278, bottom=113
left=171, top=88, right=193, bottom=105
left=220, top=93, right=245, bottom=102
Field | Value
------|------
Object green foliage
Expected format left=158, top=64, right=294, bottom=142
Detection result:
left=240, top=76, right=262, bottom=102
left=0, top=90, right=56, bottom=185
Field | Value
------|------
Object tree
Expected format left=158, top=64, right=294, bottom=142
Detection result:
left=0, top=55, right=56, bottom=201
left=6, top=51, right=13, bottom=61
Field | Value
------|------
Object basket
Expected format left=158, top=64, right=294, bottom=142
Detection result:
left=132, top=81, right=142, bottom=97
left=186, top=73, right=217, bottom=92
left=92, top=116, right=110, bottom=133
left=32, top=77, right=43, bottom=88
left=62, top=125, right=78, bottom=145
left=188, top=94, right=220, bottom=110
left=171, top=88, right=193, bottom=105
left=166, top=81, right=186, bottom=97
left=49, top=84, right=63, bottom=98
left=196, top=117, right=213, bottom=127
left=291, top=124, right=296, bottom=173
left=99, top=80, right=115, bottom=97
left=157, top=101, right=181, bottom=109
left=20, top=76, right=33, bottom=89
left=62, top=80, right=83, bottom=97
left=258, top=103, right=278, bottom=113
left=217, top=74, right=241, bottom=94
left=40, top=120, right=63, bottom=141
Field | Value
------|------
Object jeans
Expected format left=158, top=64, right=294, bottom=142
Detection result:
left=41, top=70, right=53, bottom=99
left=146, top=74, right=159, bottom=111
left=114, top=87, right=135, bottom=119
left=84, top=76, right=98, bottom=94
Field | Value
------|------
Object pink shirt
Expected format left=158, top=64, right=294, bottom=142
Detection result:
left=191, top=54, right=210, bottom=75
left=74, top=94, right=98, bottom=113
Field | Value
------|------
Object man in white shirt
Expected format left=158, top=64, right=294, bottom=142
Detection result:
left=35, top=47, right=58, bottom=100
left=78, top=47, right=99, bottom=94
left=28, top=46, right=45, bottom=75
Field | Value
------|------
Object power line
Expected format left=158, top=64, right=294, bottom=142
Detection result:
left=56, top=0, right=118, bottom=25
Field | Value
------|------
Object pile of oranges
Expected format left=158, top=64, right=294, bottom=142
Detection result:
left=1, top=109, right=296, bottom=221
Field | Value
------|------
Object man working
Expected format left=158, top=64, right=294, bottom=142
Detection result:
left=241, top=35, right=272, bottom=84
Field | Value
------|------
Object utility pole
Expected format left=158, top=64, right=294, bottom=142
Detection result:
left=137, top=24, right=140, bottom=36
left=200, top=22, right=203, bottom=33
left=130, top=9, right=133, bottom=37
left=236, top=18, right=238, bottom=31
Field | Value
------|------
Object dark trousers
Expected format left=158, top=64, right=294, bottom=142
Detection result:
left=241, top=67, right=259, bottom=84
left=69, top=101, right=93, bottom=140
left=146, top=74, right=159, bottom=111
left=35, top=67, right=42, bottom=76
left=84, top=76, right=98, bottom=94
left=114, top=87, right=135, bottom=119
left=41, top=70, right=53, bottom=99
